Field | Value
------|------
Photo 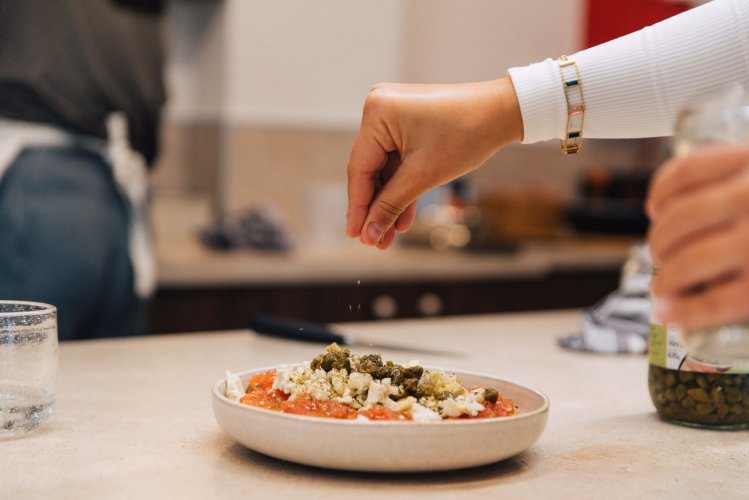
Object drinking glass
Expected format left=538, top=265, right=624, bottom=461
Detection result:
left=0, top=301, right=57, bottom=438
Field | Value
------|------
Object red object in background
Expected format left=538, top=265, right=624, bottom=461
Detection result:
left=585, top=0, right=691, bottom=48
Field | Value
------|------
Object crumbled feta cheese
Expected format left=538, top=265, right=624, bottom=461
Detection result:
left=463, top=394, right=485, bottom=416
left=348, top=371, right=372, bottom=392
left=410, top=403, right=442, bottom=422
left=405, top=360, right=420, bottom=368
left=391, top=396, right=416, bottom=413
left=364, top=380, right=388, bottom=407
left=272, top=364, right=306, bottom=396
left=335, top=394, right=354, bottom=404
left=439, top=393, right=485, bottom=418
left=224, top=370, right=245, bottom=402
left=272, top=364, right=334, bottom=401
left=328, top=369, right=348, bottom=397
left=471, top=387, right=486, bottom=403
left=303, top=369, right=332, bottom=400
left=364, top=378, right=400, bottom=408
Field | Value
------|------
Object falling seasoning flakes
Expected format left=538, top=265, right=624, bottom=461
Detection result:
left=357, top=303, right=361, bottom=311
left=299, top=328, right=304, bottom=331
left=357, top=280, right=361, bottom=285
left=348, top=304, right=352, bottom=311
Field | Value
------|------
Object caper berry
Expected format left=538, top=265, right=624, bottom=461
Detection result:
left=310, top=343, right=352, bottom=372
left=695, top=403, right=713, bottom=415
left=725, top=387, right=742, bottom=404
left=679, top=371, right=695, bottom=383
left=402, top=378, right=419, bottom=397
left=402, top=365, right=424, bottom=380
left=675, top=384, right=687, bottom=400
left=484, top=388, right=499, bottom=404
left=687, top=388, right=710, bottom=403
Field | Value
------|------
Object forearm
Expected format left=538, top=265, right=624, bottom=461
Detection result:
left=508, top=0, right=749, bottom=143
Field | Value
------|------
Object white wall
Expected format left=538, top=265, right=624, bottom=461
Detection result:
left=165, top=0, right=584, bottom=129
left=401, top=0, right=583, bottom=83
left=164, top=1, right=226, bottom=122
left=223, top=0, right=405, bottom=128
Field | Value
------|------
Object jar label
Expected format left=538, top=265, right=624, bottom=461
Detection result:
left=650, top=322, right=749, bottom=374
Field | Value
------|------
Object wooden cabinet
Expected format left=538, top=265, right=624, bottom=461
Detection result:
left=148, top=266, right=619, bottom=333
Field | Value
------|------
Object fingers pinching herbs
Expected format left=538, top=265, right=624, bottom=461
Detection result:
left=345, top=78, right=524, bottom=249
left=345, top=129, right=390, bottom=239
left=360, top=181, right=417, bottom=248
left=395, top=202, right=417, bottom=233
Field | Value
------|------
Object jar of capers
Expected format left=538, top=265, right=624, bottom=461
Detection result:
left=648, top=322, right=749, bottom=429
left=647, top=87, right=749, bottom=429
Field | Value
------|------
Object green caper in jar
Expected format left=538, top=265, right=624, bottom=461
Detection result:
left=648, top=365, right=749, bottom=429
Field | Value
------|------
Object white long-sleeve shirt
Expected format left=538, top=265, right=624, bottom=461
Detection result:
left=508, top=0, right=749, bottom=144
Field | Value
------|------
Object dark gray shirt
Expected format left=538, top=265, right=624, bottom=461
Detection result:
left=0, top=0, right=166, bottom=164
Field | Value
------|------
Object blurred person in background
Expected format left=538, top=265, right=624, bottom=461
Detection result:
left=345, top=0, right=749, bottom=330
left=0, top=0, right=166, bottom=340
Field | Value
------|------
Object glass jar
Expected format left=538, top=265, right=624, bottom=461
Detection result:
left=648, top=84, right=749, bottom=429
left=648, top=323, right=749, bottom=429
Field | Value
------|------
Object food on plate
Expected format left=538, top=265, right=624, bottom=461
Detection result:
left=224, top=343, right=517, bottom=421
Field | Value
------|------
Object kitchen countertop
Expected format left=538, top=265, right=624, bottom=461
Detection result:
left=4, top=310, right=747, bottom=499
left=157, top=238, right=633, bottom=288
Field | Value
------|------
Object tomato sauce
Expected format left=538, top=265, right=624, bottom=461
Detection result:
left=470, top=398, right=516, bottom=419
left=239, top=370, right=289, bottom=411
left=358, top=406, right=411, bottom=421
left=279, top=395, right=356, bottom=419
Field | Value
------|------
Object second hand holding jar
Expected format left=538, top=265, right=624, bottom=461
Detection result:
left=648, top=85, right=749, bottom=429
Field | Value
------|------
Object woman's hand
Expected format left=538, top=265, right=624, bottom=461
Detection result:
left=647, top=144, right=749, bottom=330
left=346, top=76, right=524, bottom=250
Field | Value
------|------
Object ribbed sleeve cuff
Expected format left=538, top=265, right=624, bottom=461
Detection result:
left=507, top=58, right=568, bottom=144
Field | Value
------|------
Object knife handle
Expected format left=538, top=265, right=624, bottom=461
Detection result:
left=249, top=314, right=347, bottom=345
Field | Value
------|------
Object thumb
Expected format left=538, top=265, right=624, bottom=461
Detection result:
left=360, top=170, right=420, bottom=247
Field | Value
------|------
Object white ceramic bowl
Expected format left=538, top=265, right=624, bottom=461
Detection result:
left=212, top=365, right=549, bottom=472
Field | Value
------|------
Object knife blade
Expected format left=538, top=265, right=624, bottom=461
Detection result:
left=249, top=314, right=460, bottom=357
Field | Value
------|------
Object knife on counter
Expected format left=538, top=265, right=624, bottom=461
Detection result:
left=249, top=314, right=461, bottom=357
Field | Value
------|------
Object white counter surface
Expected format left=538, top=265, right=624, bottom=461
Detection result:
left=4, top=310, right=746, bottom=499
left=157, top=238, right=632, bottom=287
